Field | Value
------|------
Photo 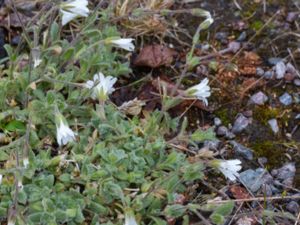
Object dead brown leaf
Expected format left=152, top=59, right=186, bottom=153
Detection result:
left=229, top=185, right=251, bottom=199
left=133, top=45, right=177, bottom=68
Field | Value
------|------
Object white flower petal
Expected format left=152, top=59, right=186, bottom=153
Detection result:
left=23, top=157, right=29, bottom=168
left=218, top=160, right=242, bottom=181
left=187, top=78, right=211, bottom=106
left=125, top=213, right=138, bottom=225
left=85, top=72, right=117, bottom=100
left=60, top=0, right=89, bottom=26
left=56, top=119, right=76, bottom=146
left=110, top=38, right=135, bottom=51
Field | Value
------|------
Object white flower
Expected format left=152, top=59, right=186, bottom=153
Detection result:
left=125, top=211, right=138, bottom=225
left=217, top=160, right=242, bottom=181
left=60, top=0, right=89, bottom=26
left=85, top=72, right=117, bottom=101
left=18, top=180, right=23, bottom=190
left=186, top=78, right=211, bottom=106
left=0, top=174, right=2, bottom=184
left=55, top=113, right=76, bottom=146
left=32, top=47, right=42, bottom=68
left=108, top=38, right=135, bottom=51
left=23, top=157, right=29, bottom=168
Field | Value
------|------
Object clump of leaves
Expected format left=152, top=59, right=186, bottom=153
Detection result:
left=0, top=1, right=235, bottom=225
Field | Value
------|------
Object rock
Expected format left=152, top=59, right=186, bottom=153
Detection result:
left=249, top=91, right=268, bottom=105
left=237, top=31, right=247, bottom=42
left=268, top=57, right=283, bottom=66
left=286, top=12, right=299, bottom=23
left=225, top=131, right=236, bottom=140
left=279, top=93, right=293, bottom=106
left=239, top=168, right=265, bottom=192
left=228, top=41, right=241, bottom=53
left=230, top=141, right=254, bottom=160
left=268, top=119, right=279, bottom=134
left=286, top=201, right=299, bottom=214
left=286, top=63, right=297, bottom=76
left=214, top=117, right=222, bottom=126
left=203, top=140, right=221, bottom=151
left=263, top=184, right=273, bottom=197
left=284, top=73, right=296, bottom=82
left=274, top=163, right=296, bottom=181
left=294, top=79, right=300, bottom=86
left=258, top=157, right=268, bottom=165
left=243, top=110, right=253, bottom=118
left=256, top=67, right=265, bottom=76
left=275, top=61, right=287, bottom=79
left=215, top=32, right=228, bottom=41
left=282, top=177, right=294, bottom=186
left=263, top=71, right=274, bottom=79
left=216, top=126, right=228, bottom=136
left=296, top=114, right=300, bottom=119
left=232, top=114, right=251, bottom=134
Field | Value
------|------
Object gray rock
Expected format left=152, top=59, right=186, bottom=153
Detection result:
left=237, top=31, right=247, bottom=42
left=216, top=126, right=228, bottom=136
left=279, top=92, right=293, bottom=106
left=286, top=201, right=299, bottom=214
left=214, top=117, right=222, bottom=126
left=293, top=79, right=300, bottom=86
left=275, top=163, right=296, bottom=180
left=215, top=32, right=228, bottom=41
left=286, top=63, right=297, bottom=75
left=225, top=131, right=236, bottom=140
left=263, top=71, right=274, bottom=79
left=275, top=61, right=287, bottom=79
left=256, top=67, right=265, bottom=76
left=286, top=12, right=299, bottom=23
left=232, top=114, right=251, bottom=134
left=228, top=41, right=241, bottom=53
left=239, top=168, right=265, bottom=192
left=268, top=57, right=283, bottom=66
left=250, top=91, right=268, bottom=105
left=296, top=114, right=300, bottom=119
left=230, top=141, right=254, bottom=160
left=268, top=119, right=279, bottom=134
left=258, top=157, right=268, bottom=165
left=203, top=140, right=221, bottom=151
left=263, top=184, right=273, bottom=197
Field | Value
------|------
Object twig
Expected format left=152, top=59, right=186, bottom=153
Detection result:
left=207, top=195, right=300, bottom=204
left=192, top=210, right=213, bottom=225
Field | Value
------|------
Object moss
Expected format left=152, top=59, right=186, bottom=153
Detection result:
left=251, top=140, right=284, bottom=168
left=253, top=106, right=281, bottom=125
left=214, top=108, right=235, bottom=126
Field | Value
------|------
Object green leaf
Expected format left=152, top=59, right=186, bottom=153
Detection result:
left=5, top=120, right=26, bottom=132
left=164, top=204, right=186, bottom=218
left=50, top=22, right=60, bottom=42
left=0, top=150, right=9, bottom=161
left=210, top=213, right=224, bottom=225
left=191, top=127, right=216, bottom=142
left=182, top=163, right=204, bottom=181
left=214, top=202, right=234, bottom=216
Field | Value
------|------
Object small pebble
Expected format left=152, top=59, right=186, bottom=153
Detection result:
left=258, top=157, right=268, bottom=165
left=263, top=71, right=274, bottom=79
left=237, top=31, right=247, bottom=42
left=284, top=73, right=296, bottom=82
left=239, top=168, right=264, bottom=192
left=279, top=92, right=293, bottom=106
left=230, top=141, right=254, bottom=160
left=275, top=61, right=287, bottom=79
left=294, top=79, right=300, bottom=86
left=286, top=12, right=299, bottom=23
left=286, top=201, right=299, bottom=214
left=256, top=67, right=265, bottom=76
left=228, top=41, right=241, bottom=53
left=263, top=184, right=273, bottom=197
left=268, top=57, right=283, bottom=66
left=286, top=63, right=297, bottom=75
left=225, top=131, right=236, bottom=140
left=216, top=126, right=228, bottom=136
left=203, top=140, right=221, bottom=151
left=214, top=117, right=222, bottom=126
left=268, top=119, right=279, bottom=134
left=274, top=163, right=296, bottom=181
left=249, top=91, right=268, bottom=105
left=232, top=114, right=251, bottom=134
